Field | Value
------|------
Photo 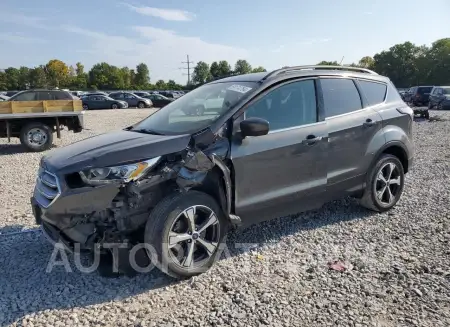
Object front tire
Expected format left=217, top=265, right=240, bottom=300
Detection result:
left=19, top=122, right=53, bottom=152
left=111, top=103, right=118, bottom=109
left=137, top=102, right=145, bottom=109
left=82, top=104, right=89, bottom=110
left=145, top=191, right=229, bottom=278
left=360, top=154, right=405, bottom=212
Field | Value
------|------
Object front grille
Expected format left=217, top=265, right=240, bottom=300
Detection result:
left=35, top=169, right=61, bottom=208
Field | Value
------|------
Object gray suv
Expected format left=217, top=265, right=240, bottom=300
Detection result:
left=31, top=66, right=414, bottom=278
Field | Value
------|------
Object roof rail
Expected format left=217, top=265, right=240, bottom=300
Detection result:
left=262, top=65, right=378, bottom=81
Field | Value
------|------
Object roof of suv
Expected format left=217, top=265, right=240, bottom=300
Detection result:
left=212, top=66, right=389, bottom=84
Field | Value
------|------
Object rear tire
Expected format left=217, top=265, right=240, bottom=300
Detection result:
left=423, top=111, right=430, bottom=119
left=145, top=191, right=229, bottom=279
left=19, top=122, right=53, bottom=152
left=360, top=154, right=405, bottom=212
left=437, top=103, right=443, bottom=110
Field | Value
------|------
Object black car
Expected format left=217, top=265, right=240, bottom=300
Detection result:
left=109, top=92, right=152, bottom=108
left=82, top=95, right=128, bottom=110
left=143, top=94, right=173, bottom=107
left=32, top=65, right=414, bottom=279
left=405, top=86, right=433, bottom=106
left=428, top=86, right=450, bottom=110
left=159, top=91, right=175, bottom=99
left=9, top=89, right=73, bottom=101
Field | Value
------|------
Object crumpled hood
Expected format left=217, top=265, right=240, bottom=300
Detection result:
left=42, top=130, right=191, bottom=174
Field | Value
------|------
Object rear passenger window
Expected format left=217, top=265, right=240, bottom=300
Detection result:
left=358, top=80, right=387, bottom=106
left=245, top=79, right=317, bottom=131
left=321, top=79, right=362, bottom=117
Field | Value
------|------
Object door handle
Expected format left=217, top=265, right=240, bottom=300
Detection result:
left=363, top=119, right=376, bottom=127
left=302, top=135, right=323, bottom=145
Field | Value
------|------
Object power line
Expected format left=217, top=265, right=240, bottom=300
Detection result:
left=179, top=55, right=194, bottom=85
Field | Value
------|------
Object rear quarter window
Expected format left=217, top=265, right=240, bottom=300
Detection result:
left=358, top=80, right=387, bottom=106
left=53, top=91, right=72, bottom=100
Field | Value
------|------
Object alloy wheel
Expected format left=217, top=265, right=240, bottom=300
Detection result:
left=167, top=205, right=220, bottom=269
left=374, top=162, right=402, bottom=206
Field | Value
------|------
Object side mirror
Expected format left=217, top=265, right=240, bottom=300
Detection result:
left=240, top=117, right=269, bottom=137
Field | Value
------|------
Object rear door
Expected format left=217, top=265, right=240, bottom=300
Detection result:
left=124, top=93, right=138, bottom=106
left=230, top=78, right=328, bottom=225
left=320, top=77, right=384, bottom=198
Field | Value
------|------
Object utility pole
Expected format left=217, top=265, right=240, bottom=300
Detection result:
left=179, top=55, right=194, bottom=85
left=339, top=56, right=345, bottom=65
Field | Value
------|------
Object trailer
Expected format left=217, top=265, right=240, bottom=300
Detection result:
left=0, top=99, right=84, bottom=152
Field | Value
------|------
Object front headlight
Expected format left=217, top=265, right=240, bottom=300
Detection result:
left=79, top=157, right=161, bottom=185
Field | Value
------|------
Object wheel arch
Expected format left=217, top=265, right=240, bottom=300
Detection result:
left=374, top=141, right=409, bottom=173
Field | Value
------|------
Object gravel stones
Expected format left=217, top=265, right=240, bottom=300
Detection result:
left=0, top=109, right=449, bottom=326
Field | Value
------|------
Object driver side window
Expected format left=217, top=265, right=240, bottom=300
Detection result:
left=244, top=79, right=317, bottom=131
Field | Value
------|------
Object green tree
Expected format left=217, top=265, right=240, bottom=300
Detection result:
left=192, top=61, right=211, bottom=84
left=155, top=80, right=166, bottom=89
left=217, top=61, right=232, bottom=78
left=135, top=63, right=150, bottom=88
left=5, top=67, right=20, bottom=90
left=358, top=56, right=375, bottom=69
left=45, top=59, right=69, bottom=88
left=29, top=66, right=48, bottom=88
left=18, top=66, right=31, bottom=89
left=130, top=69, right=136, bottom=88
left=234, top=59, right=252, bottom=75
left=0, top=71, right=7, bottom=90
left=317, top=61, right=339, bottom=65
left=372, top=42, right=425, bottom=87
left=120, top=67, right=132, bottom=89
left=89, top=62, right=124, bottom=89
left=210, top=61, right=220, bottom=79
left=426, top=38, right=450, bottom=85
left=166, top=80, right=178, bottom=90
left=75, top=62, right=85, bottom=75
left=252, top=66, right=267, bottom=73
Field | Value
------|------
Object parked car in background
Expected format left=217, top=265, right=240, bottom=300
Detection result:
left=82, top=95, right=128, bottom=110
left=143, top=94, right=173, bottom=107
left=404, top=86, right=433, bottom=106
left=109, top=92, right=152, bottom=108
left=0, top=95, right=10, bottom=101
left=159, top=91, right=175, bottom=99
left=31, top=65, right=414, bottom=278
left=133, top=91, right=151, bottom=98
left=71, top=91, right=85, bottom=98
left=428, top=86, right=450, bottom=110
left=9, top=89, right=73, bottom=101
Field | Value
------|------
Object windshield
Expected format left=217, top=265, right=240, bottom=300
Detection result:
left=442, top=87, right=450, bottom=95
left=131, top=81, right=257, bottom=135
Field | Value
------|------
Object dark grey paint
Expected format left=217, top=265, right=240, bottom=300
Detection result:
left=32, top=67, right=414, bottom=241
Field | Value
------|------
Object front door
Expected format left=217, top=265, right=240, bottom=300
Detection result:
left=230, top=79, right=328, bottom=226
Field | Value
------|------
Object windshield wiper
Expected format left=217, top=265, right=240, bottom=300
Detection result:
left=131, top=128, right=165, bottom=135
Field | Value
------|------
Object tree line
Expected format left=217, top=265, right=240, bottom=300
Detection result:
left=317, top=38, right=450, bottom=88
left=1, top=38, right=448, bottom=91
left=0, top=61, right=184, bottom=91
left=192, top=38, right=449, bottom=88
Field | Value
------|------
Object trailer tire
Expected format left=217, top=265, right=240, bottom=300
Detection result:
left=20, top=122, right=53, bottom=152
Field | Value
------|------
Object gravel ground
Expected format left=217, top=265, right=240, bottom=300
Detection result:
left=0, top=109, right=449, bottom=327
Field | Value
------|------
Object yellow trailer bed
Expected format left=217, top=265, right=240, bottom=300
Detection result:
left=0, top=100, right=83, bottom=114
